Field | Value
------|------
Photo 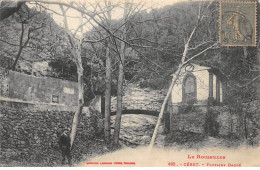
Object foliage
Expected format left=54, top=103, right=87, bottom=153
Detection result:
left=0, top=4, right=68, bottom=73
left=165, top=131, right=205, bottom=146
left=121, top=2, right=219, bottom=88
left=139, top=77, right=168, bottom=90
left=177, top=100, right=195, bottom=114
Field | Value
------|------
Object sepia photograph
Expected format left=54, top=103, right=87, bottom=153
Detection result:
left=0, top=0, right=260, bottom=167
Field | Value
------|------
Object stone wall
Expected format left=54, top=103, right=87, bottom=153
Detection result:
left=169, top=104, right=208, bottom=134
left=1, top=70, right=78, bottom=106
left=0, top=68, right=9, bottom=98
left=167, top=102, right=260, bottom=143
left=0, top=98, right=78, bottom=112
left=208, top=104, right=260, bottom=140
left=206, top=106, right=239, bottom=137
left=0, top=101, right=103, bottom=166
left=111, top=83, right=167, bottom=112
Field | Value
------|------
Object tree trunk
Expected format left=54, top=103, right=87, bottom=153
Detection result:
left=149, top=2, right=213, bottom=148
left=70, top=12, right=85, bottom=148
left=12, top=46, right=23, bottom=71
left=70, top=61, right=84, bottom=148
left=113, top=37, right=125, bottom=146
left=104, top=0, right=112, bottom=144
left=104, top=43, right=112, bottom=144
left=60, top=6, right=85, bottom=148
left=12, top=37, right=30, bottom=71
left=113, top=0, right=127, bottom=146
left=149, top=65, right=182, bottom=148
left=244, top=111, right=247, bottom=139
left=149, top=43, right=189, bottom=148
left=12, top=22, right=25, bottom=71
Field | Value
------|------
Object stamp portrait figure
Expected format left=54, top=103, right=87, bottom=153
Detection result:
left=220, top=1, right=257, bottom=46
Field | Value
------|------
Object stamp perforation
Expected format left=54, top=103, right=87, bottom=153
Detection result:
left=219, top=1, right=257, bottom=46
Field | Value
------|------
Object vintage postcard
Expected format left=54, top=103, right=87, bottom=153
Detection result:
left=0, top=0, right=260, bottom=167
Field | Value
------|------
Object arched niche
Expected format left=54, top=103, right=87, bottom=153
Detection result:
left=182, top=73, right=197, bottom=103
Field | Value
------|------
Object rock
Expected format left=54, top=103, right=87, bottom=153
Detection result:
left=111, top=114, right=165, bottom=147
left=111, top=83, right=167, bottom=112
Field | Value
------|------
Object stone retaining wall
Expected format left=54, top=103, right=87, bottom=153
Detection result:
left=208, top=104, right=260, bottom=140
left=0, top=101, right=103, bottom=166
left=167, top=102, right=260, bottom=143
left=169, top=105, right=208, bottom=134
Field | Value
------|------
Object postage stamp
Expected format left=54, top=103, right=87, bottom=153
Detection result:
left=219, top=1, right=257, bottom=46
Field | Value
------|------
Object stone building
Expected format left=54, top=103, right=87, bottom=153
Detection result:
left=0, top=69, right=79, bottom=107
left=170, top=63, right=226, bottom=105
left=164, top=63, right=227, bottom=134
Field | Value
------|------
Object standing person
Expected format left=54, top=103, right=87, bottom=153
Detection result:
left=58, top=128, right=72, bottom=166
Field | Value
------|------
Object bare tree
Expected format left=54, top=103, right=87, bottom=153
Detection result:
left=113, top=0, right=128, bottom=146
left=0, top=5, right=55, bottom=71
left=11, top=10, right=45, bottom=70
left=104, top=0, right=112, bottom=145
left=59, top=4, right=86, bottom=147
left=12, top=0, right=185, bottom=148
left=149, top=1, right=218, bottom=148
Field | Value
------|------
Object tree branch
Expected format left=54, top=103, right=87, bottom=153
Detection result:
left=184, top=42, right=218, bottom=65
left=235, top=75, right=260, bottom=88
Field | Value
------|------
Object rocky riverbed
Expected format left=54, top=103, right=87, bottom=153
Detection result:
left=110, top=114, right=165, bottom=147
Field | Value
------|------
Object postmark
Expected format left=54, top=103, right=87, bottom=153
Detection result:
left=219, top=1, right=257, bottom=46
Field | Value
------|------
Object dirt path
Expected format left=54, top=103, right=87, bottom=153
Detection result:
left=74, top=114, right=254, bottom=167
left=75, top=144, right=260, bottom=167
left=202, top=136, right=224, bottom=148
